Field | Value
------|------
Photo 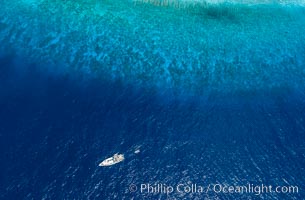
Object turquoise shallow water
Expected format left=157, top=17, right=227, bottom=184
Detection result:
left=1, top=0, right=305, bottom=94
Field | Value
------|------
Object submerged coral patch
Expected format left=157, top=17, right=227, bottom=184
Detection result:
left=1, top=0, right=305, bottom=94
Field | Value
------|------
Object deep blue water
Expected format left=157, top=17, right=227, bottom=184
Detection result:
left=1, top=53, right=305, bottom=199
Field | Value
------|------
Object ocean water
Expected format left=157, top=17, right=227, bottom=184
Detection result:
left=1, top=0, right=305, bottom=199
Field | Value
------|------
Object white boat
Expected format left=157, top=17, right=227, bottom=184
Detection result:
left=99, top=153, right=124, bottom=166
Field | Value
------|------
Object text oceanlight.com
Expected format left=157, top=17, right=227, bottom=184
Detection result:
left=129, top=183, right=299, bottom=196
